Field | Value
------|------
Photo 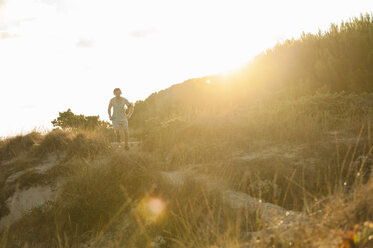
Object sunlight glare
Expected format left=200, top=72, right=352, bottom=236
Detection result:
left=137, top=197, right=166, bottom=223
left=147, top=198, right=165, bottom=215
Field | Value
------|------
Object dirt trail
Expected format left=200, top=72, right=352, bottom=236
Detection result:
left=160, top=165, right=309, bottom=242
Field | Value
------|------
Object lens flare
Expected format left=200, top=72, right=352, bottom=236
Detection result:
left=147, top=198, right=164, bottom=215
left=137, top=197, right=166, bottom=223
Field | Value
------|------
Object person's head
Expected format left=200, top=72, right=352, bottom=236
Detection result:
left=113, top=88, right=122, bottom=97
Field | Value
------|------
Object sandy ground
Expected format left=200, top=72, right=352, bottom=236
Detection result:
left=0, top=186, right=58, bottom=230
left=0, top=155, right=62, bottom=231
left=5, top=157, right=57, bottom=184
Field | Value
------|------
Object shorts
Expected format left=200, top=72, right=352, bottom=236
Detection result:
left=112, top=119, right=128, bottom=130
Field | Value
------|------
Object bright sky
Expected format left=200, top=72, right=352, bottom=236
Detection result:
left=0, top=0, right=372, bottom=137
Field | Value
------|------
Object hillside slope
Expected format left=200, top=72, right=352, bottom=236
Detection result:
left=1, top=128, right=372, bottom=247
left=131, top=13, right=373, bottom=128
left=1, top=13, right=373, bottom=248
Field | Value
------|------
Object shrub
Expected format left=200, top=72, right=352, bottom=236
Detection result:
left=51, top=109, right=110, bottom=130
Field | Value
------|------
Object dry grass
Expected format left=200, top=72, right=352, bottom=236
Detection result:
left=1, top=150, right=258, bottom=247
left=1, top=92, right=373, bottom=247
left=0, top=132, right=42, bottom=162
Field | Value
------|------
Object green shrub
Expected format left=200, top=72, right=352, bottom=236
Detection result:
left=51, top=109, right=110, bottom=130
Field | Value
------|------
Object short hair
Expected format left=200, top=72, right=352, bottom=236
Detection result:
left=113, top=88, right=122, bottom=95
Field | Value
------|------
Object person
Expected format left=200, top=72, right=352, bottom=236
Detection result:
left=108, top=88, right=134, bottom=150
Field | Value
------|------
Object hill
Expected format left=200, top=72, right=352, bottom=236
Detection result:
left=131, top=13, right=373, bottom=128
left=1, top=13, right=373, bottom=248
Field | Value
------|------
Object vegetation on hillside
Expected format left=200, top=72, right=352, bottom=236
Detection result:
left=1, top=122, right=372, bottom=247
left=131, top=13, right=373, bottom=128
left=1, top=13, right=373, bottom=247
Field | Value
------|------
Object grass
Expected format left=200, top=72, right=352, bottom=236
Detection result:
left=0, top=156, right=42, bottom=219
left=138, top=92, right=373, bottom=209
left=0, top=91, right=373, bottom=247
left=0, top=129, right=112, bottom=224
left=0, top=132, right=42, bottom=162
left=2, top=151, right=259, bottom=247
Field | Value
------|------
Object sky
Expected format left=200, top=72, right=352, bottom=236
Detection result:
left=0, top=0, right=372, bottom=137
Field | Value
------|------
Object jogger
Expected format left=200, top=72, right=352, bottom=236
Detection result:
left=108, top=88, right=134, bottom=150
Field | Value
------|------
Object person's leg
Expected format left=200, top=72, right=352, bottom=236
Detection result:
left=122, top=120, right=129, bottom=150
left=115, top=129, right=120, bottom=142
left=113, top=121, right=121, bottom=142
left=124, top=129, right=129, bottom=148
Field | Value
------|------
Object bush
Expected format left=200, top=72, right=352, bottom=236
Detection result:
left=51, top=109, right=110, bottom=130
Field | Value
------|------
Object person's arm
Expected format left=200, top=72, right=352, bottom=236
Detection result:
left=108, top=99, right=113, bottom=120
left=125, top=99, right=134, bottom=119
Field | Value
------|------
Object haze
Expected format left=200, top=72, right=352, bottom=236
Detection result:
left=0, top=0, right=372, bottom=137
